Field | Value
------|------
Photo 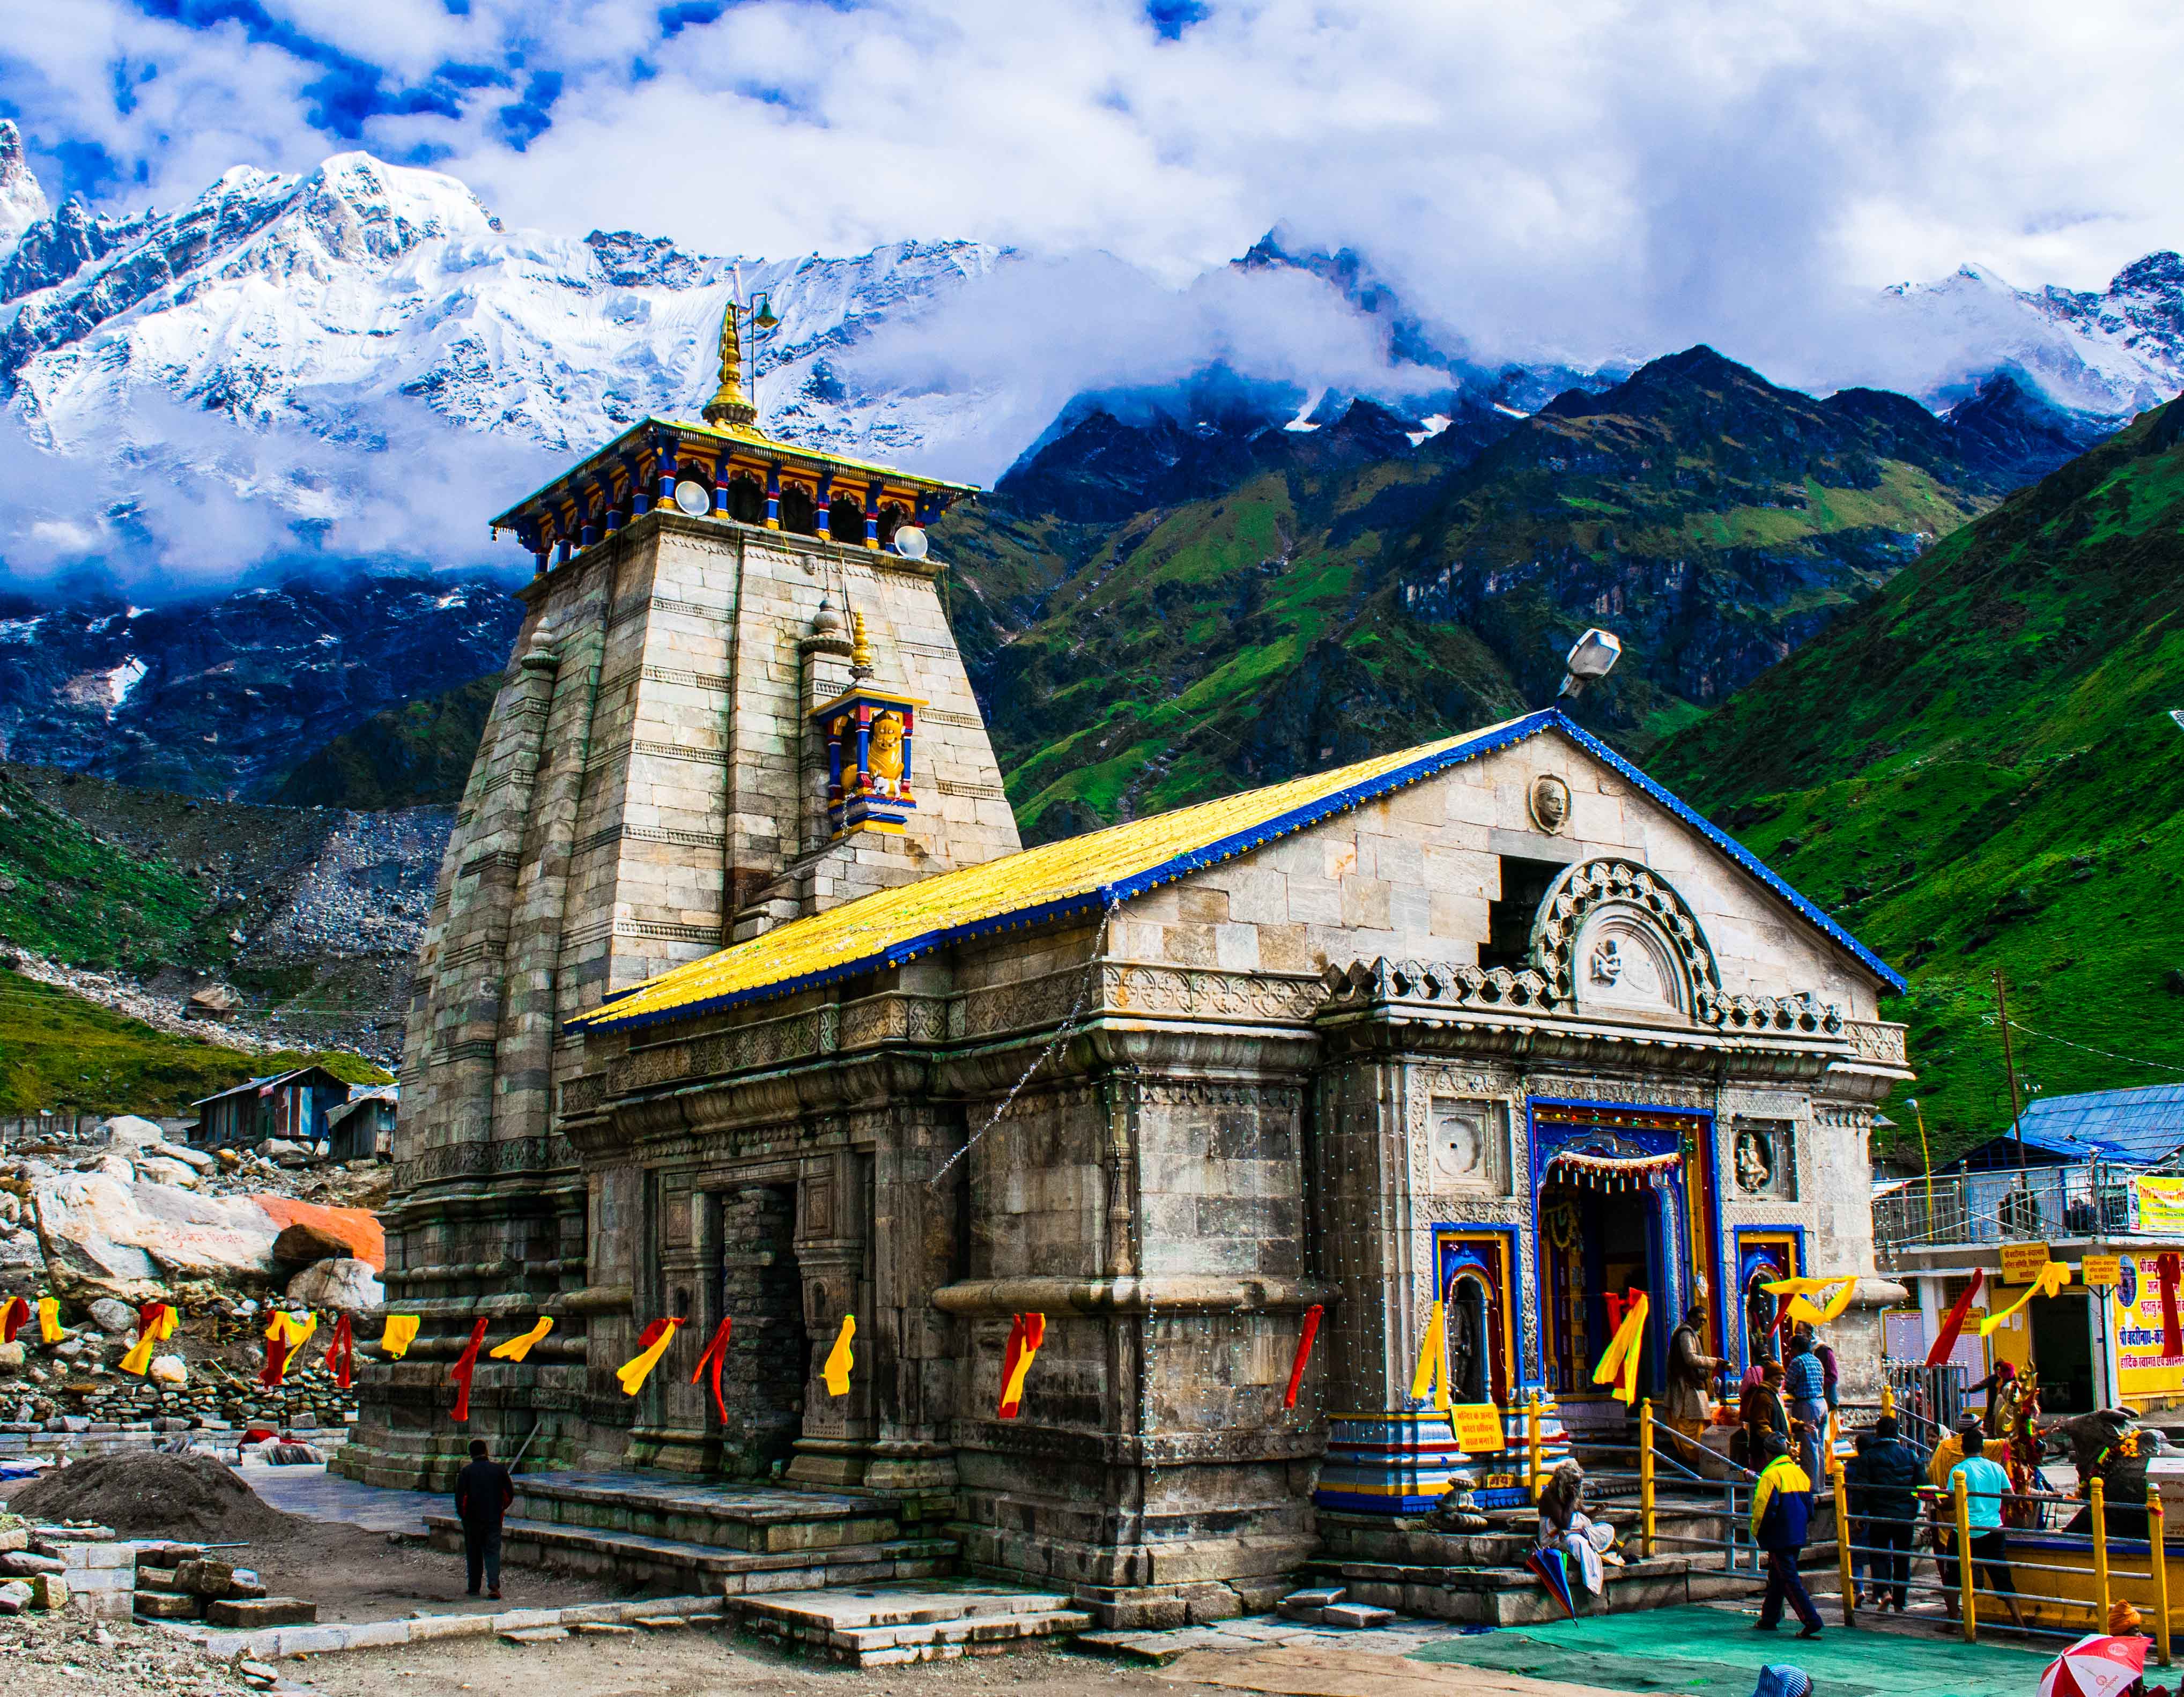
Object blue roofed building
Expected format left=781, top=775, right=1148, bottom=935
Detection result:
left=1875, top=1083, right=2184, bottom=1417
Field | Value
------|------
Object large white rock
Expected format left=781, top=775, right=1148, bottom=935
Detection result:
left=148, top=1353, right=187, bottom=1387
left=100, top=1116, right=165, bottom=1150
left=285, top=1257, right=383, bottom=1313
left=133, top=1157, right=199, bottom=1190
left=28, top=1161, right=278, bottom=1301
left=86, top=1298, right=135, bottom=1335
left=151, top=1142, right=216, bottom=1173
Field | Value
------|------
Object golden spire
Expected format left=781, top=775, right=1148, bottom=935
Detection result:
left=702, top=298, right=757, bottom=429
left=849, top=610, right=875, bottom=681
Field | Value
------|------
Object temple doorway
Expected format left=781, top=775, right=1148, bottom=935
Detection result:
left=1539, top=1174, right=1668, bottom=1405
left=717, top=1183, right=809, bottom=1476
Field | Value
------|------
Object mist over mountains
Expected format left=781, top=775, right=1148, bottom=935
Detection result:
left=3, top=121, right=2184, bottom=596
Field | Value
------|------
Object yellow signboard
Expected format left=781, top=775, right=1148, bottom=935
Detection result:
left=2083, top=1255, right=2123, bottom=1290
left=1452, top=1403, right=1507, bottom=1453
left=2138, top=1177, right=2184, bottom=1236
left=2001, top=1242, right=2053, bottom=1284
left=2113, top=1255, right=2184, bottom=1400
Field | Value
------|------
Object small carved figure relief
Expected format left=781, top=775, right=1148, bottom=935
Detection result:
left=1529, top=773, right=1572, bottom=834
left=1733, top=1120, right=1795, bottom=1198
left=1589, top=938, right=1624, bottom=985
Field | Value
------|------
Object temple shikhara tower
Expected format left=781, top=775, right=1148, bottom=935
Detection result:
left=345, top=306, right=1913, bottom=1627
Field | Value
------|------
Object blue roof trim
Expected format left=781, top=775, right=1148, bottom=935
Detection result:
left=575, top=705, right=1902, bottom=1038
left=1547, top=711, right=1907, bottom=994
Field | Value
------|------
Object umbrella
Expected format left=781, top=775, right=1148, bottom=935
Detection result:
left=1526, top=1548, right=1577, bottom=1619
left=2040, top=1634, right=2150, bottom=1697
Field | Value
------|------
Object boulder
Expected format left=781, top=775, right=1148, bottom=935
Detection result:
left=258, top=1200, right=382, bottom=1271
left=28, top=1573, right=65, bottom=1611
left=152, top=1142, right=216, bottom=1173
left=285, top=1257, right=382, bottom=1313
left=260, top=1140, right=312, bottom=1167
left=184, top=984, right=240, bottom=1020
left=0, top=1343, right=24, bottom=1372
left=0, top=1580, right=27, bottom=1615
left=87, top=1298, right=136, bottom=1335
left=99, top=1116, right=165, bottom=1151
left=271, top=1222, right=351, bottom=1269
left=149, top=1354, right=188, bottom=1388
left=28, top=1164, right=280, bottom=1302
left=133, top=1158, right=199, bottom=1189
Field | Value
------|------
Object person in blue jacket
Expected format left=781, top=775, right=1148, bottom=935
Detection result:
left=1751, top=1429, right=1823, bottom=1639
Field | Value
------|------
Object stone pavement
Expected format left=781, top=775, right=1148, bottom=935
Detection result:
left=238, top=1460, right=441, bottom=1535
left=1080, top=1611, right=1485, bottom=1664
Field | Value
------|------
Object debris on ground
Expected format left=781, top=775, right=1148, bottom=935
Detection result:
left=10, top=1451, right=301, bottom=1542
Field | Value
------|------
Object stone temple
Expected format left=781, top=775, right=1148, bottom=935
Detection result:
left=342, top=320, right=1914, bottom=1625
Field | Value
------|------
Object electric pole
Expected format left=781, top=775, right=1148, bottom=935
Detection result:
left=1995, top=966, right=2027, bottom=1176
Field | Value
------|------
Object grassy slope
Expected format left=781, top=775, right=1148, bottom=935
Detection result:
left=950, top=355, right=1997, bottom=844
left=0, top=969, right=389, bottom=1116
left=0, top=769, right=389, bottom=1114
left=1652, top=403, right=2184, bottom=1161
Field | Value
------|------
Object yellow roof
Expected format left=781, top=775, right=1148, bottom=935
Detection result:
left=574, top=712, right=1548, bottom=1033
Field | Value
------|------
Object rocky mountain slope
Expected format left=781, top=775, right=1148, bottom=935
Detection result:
left=947, top=346, right=2109, bottom=843
left=0, top=573, right=522, bottom=798
left=1650, top=401, right=2184, bottom=1159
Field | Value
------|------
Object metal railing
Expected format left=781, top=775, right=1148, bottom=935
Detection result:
left=1875, top=1164, right=2152, bottom=1262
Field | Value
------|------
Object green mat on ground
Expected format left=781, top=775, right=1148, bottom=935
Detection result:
left=1408, top=1604, right=2051, bottom=1697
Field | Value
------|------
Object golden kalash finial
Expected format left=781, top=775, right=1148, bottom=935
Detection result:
left=849, top=610, right=875, bottom=681
left=701, top=296, right=758, bottom=429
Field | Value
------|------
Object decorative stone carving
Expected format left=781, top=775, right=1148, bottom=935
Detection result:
left=1529, top=773, right=1572, bottom=834
left=1428, top=1097, right=1511, bottom=1196
left=1732, top=1119, right=1796, bottom=1198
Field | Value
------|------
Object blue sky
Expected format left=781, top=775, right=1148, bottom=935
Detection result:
left=3, top=0, right=2182, bottom=339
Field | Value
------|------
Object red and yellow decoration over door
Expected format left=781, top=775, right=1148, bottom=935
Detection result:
left=616, top=1318, right=683, bottom=1395
left=1591, top=1290, right=1649, bottom=1404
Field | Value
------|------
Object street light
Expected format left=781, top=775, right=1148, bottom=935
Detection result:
left=1556, top=627, right=1623, bottom=701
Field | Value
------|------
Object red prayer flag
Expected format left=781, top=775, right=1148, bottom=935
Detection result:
left=0, top=1298, right=27, bottom=1344
left=1284, top=1304, right=1324, bottom=1410
left=2160, top=1254, right=2182, bottom=1359
left=324, top=1313, right=355, bottom=1391
left=259, top=1335, right=291, bottom=1388
left=1925, top=1268, right=1985, bottom=1368
left=449, top=1318, right=488, bottom=1422
left=689, top=1315, right=734, bottom=1424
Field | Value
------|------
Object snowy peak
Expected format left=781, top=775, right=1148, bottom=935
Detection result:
left=0, top=119, right=50, bottom=250
left=293, top=152, right=502, bottom=262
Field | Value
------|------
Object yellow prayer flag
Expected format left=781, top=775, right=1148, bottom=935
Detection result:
left=379, top=1314, right=421, bottom=1359
left=1980, top=1261, right=2069, bottom=1337
left=266, top=1310, right=317, bottom=1352
left=119, top=1329, right=159, bottom=1376
left=1591, top=1293, right=1650, bottom=1404
left=1761, top=1273, right=1859, bottom=1328
left=36, top=1298, right=60, bottom=1344
left=491, top=1317, right=554, bottom=1362
left=822, top=1314, right=856, bottom=1397
left=616, top=1319, right=682, bottom=1395
left=1408, top=1301, right=1451, bottom=1410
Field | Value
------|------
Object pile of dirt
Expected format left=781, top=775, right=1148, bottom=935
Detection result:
left=11, top=1449, right=300, bottom=1540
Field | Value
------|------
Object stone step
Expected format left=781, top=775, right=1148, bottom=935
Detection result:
left=424, top=1514, right=956, bottom=1594
left=727, top=1584, right=1091, bottom=1666
left=510, top=1473, right=906, bottom=1553
left=1304, top=1548, right=1816, bottom=1626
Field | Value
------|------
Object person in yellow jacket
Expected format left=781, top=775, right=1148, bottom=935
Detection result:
left=1749, top=1432, right=1823, bottom=1639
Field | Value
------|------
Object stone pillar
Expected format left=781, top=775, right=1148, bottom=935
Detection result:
left=765, top=461, right=781, bottom=529
left=786, top=1148, right=875, bottom=1486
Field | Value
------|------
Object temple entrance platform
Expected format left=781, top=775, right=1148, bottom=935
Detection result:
left=422, top=1470, right=959, bottom=1595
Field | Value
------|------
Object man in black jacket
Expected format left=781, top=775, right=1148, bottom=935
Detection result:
left=454, top=1439, right=515, bottom=1599
left=1845, top=1414, right=1923, bottom=1611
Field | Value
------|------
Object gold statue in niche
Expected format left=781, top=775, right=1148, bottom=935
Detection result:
left=869, top=710, right=907, bottom=796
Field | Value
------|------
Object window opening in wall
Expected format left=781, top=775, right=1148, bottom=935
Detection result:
left=1478, top=855, right=1565, bottom=972
left=780, top=484, right=818, bottom=535
left=716, top=1183, right=808, bottom=1477
left=726, top=473, right=765, bottom=523
left=827, top=495, right=865, bottom=543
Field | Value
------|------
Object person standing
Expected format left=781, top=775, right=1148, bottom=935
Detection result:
left=1847, top=1414, right=1923, bottom=1611
left=1946, top=1429, right=2025, bottom=1631
left=1738, top=1360, right=1791, bottom=1472
left=1926, top=1414, right=1980, bottom=1620
left=1665, top=1301, right=1727, bottom=1448
left=1751, top=1431, right=1823, bottom=1640
left=455, top=1437, right=515, bottom=1600
left=1783, top=1333, right=1827, bottom=1483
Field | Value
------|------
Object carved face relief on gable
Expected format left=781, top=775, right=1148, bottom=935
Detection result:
left=1572, top=908, right=1689, bottom=1020
left=1529, top=774, right=1572, bottom=834
left=1430, top=1096, right=1512, bottom=1195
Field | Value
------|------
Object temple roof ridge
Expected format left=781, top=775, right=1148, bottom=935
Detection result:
left=569, top=707, right=1904, bottom=1035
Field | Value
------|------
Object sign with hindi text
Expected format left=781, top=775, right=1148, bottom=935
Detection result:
left=2000, top=1242, right=2053, bottom=1284
left=2137, top=1176, right=2184, bottom=1236
left=2082, top=1255, right=2123, bottom=1290
left=1452, top=1403, right=1507, bottom=1453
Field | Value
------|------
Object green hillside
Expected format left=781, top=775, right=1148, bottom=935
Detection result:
left=271, top=672, right=499, bottom=808
left=1653, top=402, right=2184, bottom=1161
left=947, top=349, right=2015, bottom=843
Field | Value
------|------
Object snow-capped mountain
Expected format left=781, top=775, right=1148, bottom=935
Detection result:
left=0, top=129, right=1005, bottom=476
left=0, top=121, right=46, bottom=251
